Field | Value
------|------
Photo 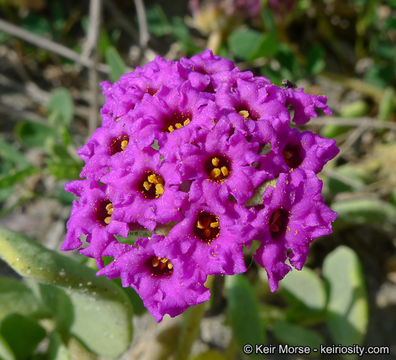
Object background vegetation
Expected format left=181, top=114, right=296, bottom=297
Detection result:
left=0, top=0, right=395, bottom=359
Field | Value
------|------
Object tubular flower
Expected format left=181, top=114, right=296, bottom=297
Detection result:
left=63, top=50, right=338, bottom=321
left=97, top=235, right=210, bottom=322
left=163, top=200, right=255, bottom=275
left=62, top=180, right=129, bottom=268
left=258, top=127, right=339, bottom=178
left=251, top=169, right=337, bottom=291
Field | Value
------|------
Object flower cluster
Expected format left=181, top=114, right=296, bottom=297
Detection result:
left=63, top=50, right=338, bottom=321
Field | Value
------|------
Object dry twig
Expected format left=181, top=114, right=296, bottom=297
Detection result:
left=310, top=117, right=396, bottom=130
left=0, top=18, right=109, bottom=73
left=83, top=0, right=103, bottom=135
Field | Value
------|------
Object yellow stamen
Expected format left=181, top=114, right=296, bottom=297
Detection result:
left=148, top=174, right=159, bottom=184
left=107, top=208, right=114, bottom=215
left=143, top=181, right=152, bottom=191
left=211, top=157, right=220, bottom=167
left=104, top=216, right=111, bottom=225
left=220, top=166, right=229, bottom=176
left=196, top=221, right=205, bottom=229
left=183, top=119, right=190, bottom=126
left=175, top=122, right=183, bottom=129
left=168, top=125, right=174, bottom=132
left=155, top=183, right=164, bottom=196
left=105, top=203, right=113, bottom=212
left=121, top=140, right=128, bottom=150
left=238, top=110, right=250, bottom=118
left=167, top=263, right=173, bottom=270
left=152, top=258, right=159, bottom=267
left=210, top=221, right=219, bottom=228
left=160, top=258, right=168, bottom=263
left=210, top=168, right=221, bottom=178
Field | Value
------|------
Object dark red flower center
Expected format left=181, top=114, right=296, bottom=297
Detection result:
left=147, top=256, right=173, bottom=276
left=109, top=135, right=129, bottom=155
left=146, top=87, right=158, bottom=96
left=282, top=143, right=303, bottom=168
left=269, top=208, right=289, bottom=239
left=193, top=211, right=220, bottom=243
left=139, top=171, right=165, bottom=199
left=204, top=155, right=231, bottom=182
left=163, top=111, right=192, bottom=133
left=95, top=199, right=113, bottom=226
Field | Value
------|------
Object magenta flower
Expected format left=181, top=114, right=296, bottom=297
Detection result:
left=101, top=150, right=187, bottom=231
left=100, top=57, right=187, bottom=127
left=178, top=118, right=268, bottom=206
left=78, top=118, right=136, bottom=180
left=258, top=127, right=339, bottom=177
left=285, top=88, right=332, bottom=125
left=127, top=82, right=216, bottom=158
left=252, top=169, right=337, bottom=291
left=163, top=200, right=254, bottom=276
left=62, top=180, right=129, bottom=268
left=97, top=235, right=210, bottom=322
left=216, top=78, right=290, bottom=134
left=63, top=49, right=338, bottom=321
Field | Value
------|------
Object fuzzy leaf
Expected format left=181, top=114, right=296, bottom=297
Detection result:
left=0, top=276, right=48, bottom=322
left=0, top=313, right=46, bottom=360
left=0, top=227, right=133, bottom=358
left=272, top=320, right=325, bottom=348
left=47, top=88, right=74, bottom=127
left=281, top=267, right=326, bottom=312
left=225, top=275, right=266, bottom=358
left=332, top=198, right=396, bottom=227
left=105, top=46, right=126, bottom=82
left=323, top=246, right=368, bottom=349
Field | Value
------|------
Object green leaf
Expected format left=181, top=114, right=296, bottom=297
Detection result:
left=147, top=4, right=171, bottom=36
left=0, top=227, right=133, bottom=358
left=364, top=64, right=394, bottom=88
left=326, top=165, right=366, bottom=195
left=248, top=33, right=278, bottom=61
left=225, top=275, right=266, bottom=358
left=275, top=45, right=301, bottom=81
left=0, top=276, right=48, bottom=322
left=46, top=143, right=82, bottom=180
left=339, top=100, right=369, bottom=118
left=0, top=187, right=14, bottom=203
left=15, top=120, right=58, bottom=148
left=323, top=246, right=368, bottom=349
left=0, top=138, right=30, bottom=167
left=228, top=28, right=261, bottom=60
left=0, top=334, right=15, bottom=360
left=48, top=332, right=71, bottom=360
left=306, top=45, right=325, bottom=75
left=281, top=267, right=326, bottom=312
left=171, top=17, right=199, bottom=54
left=272, top=320, right=325, bottom=348
left=0, top=166, right=37, bottom=189
left=37, top=283, right=74, bottom=335
left=332, top=198, right=396, bottom=227
left=105, top=46, right=126, bottom=82
left=47, top=88, right=74, bottom=128
left=378, top=87, right=394, bottom=121
left=321, top=100, right=369, bottom=139
left=0, top=313, right=46, bottom=360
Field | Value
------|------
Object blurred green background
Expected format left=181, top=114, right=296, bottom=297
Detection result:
left=0, top=0, right=395, bottom=359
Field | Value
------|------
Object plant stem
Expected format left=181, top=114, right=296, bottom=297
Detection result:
left=174, top=302, right=206, bottom=360
left=175, top=276, right=213, bottom=360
